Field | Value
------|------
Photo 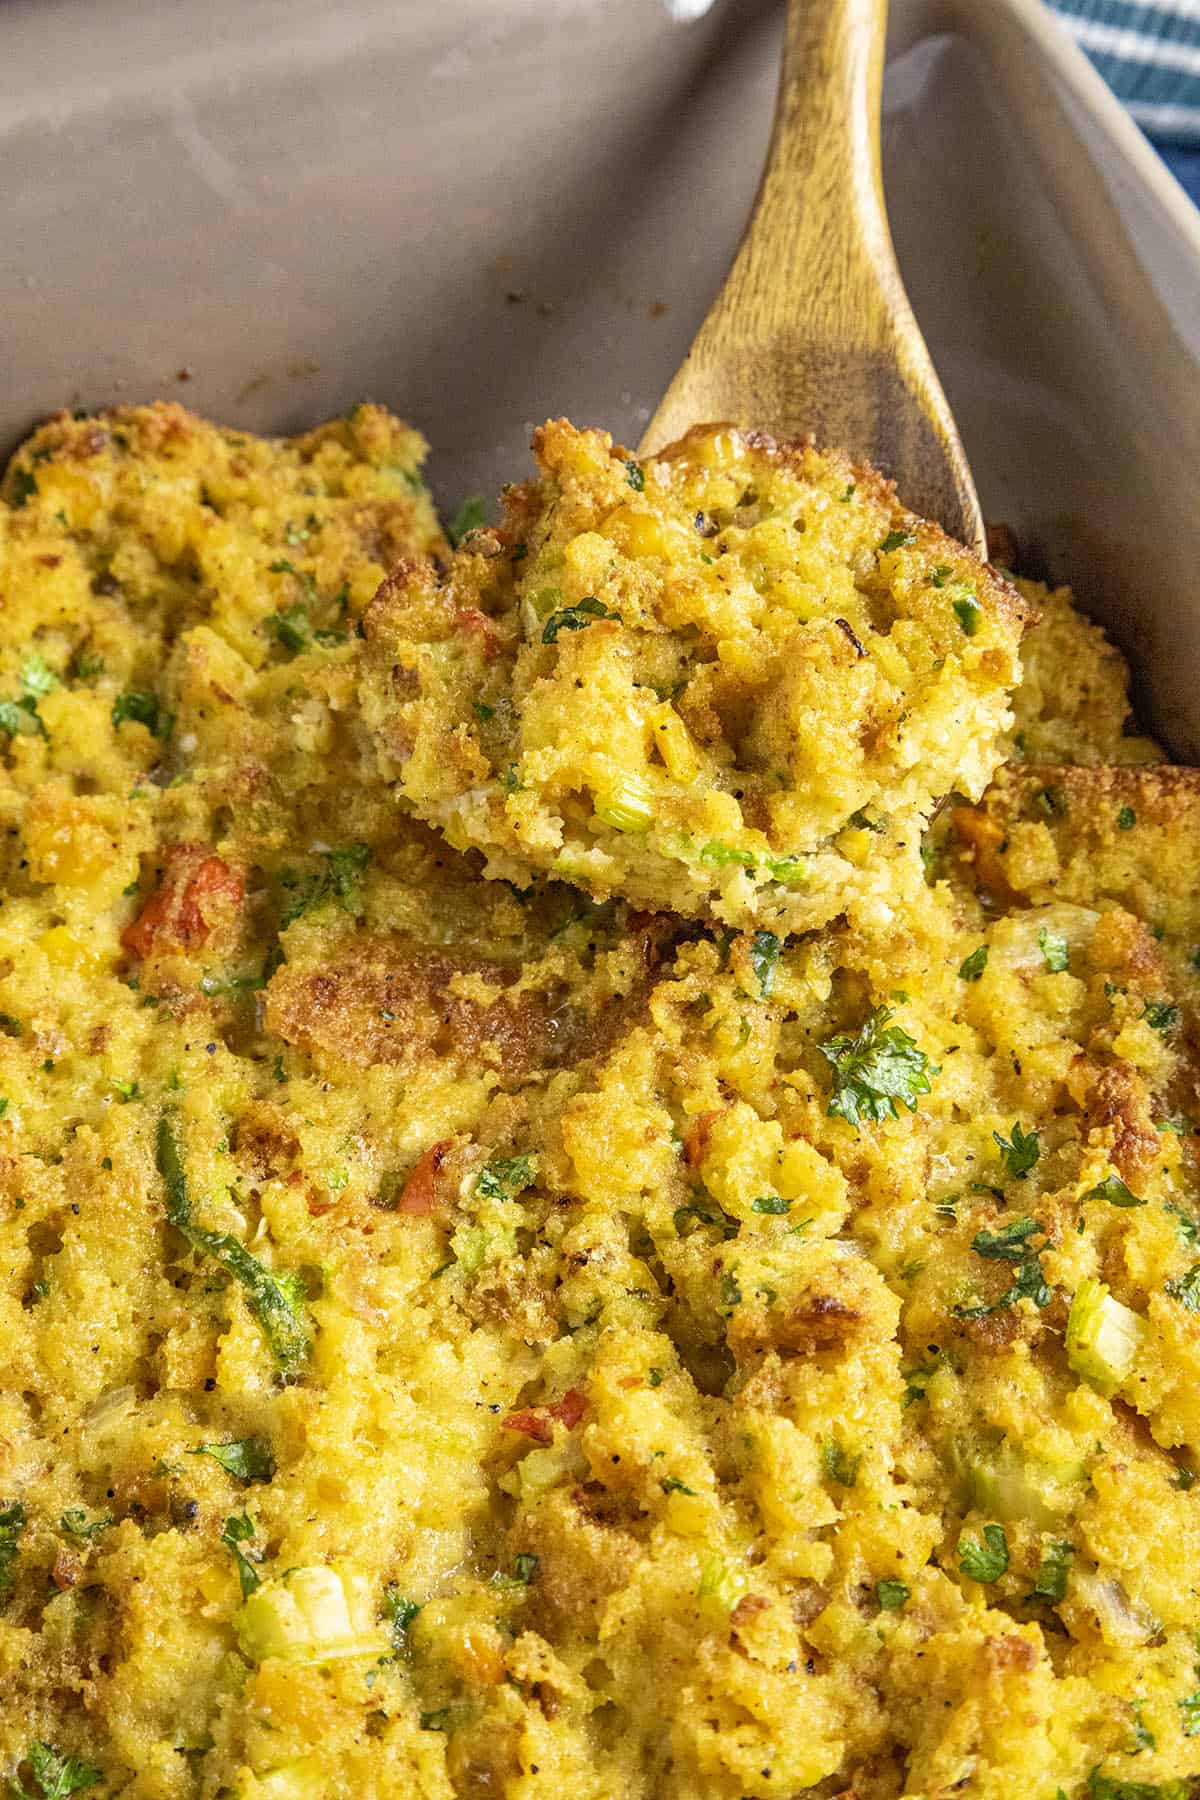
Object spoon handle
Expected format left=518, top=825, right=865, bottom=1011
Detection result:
left=736, top=0, right=895, bottom=359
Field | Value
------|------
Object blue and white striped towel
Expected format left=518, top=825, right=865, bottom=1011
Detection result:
left=1047, top=0, right=1200, bottom=144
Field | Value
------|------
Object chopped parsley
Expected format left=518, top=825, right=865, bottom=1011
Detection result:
left=542, top=597, right=621, bottom=643
left=112, top=689, right=171, bottom=737
left=624, top=459, right=645, bottom=492
left=971, top=1216, right=1041, bottom=1261
left=9, top=468, right=38, bottom=508
left=1117, top=806, right=1137, bottom=831
left=958, top=945, right=989, bottom=982
left=383, top=1589, right=422, bottom=1655
left=1165, top=1263, right=1200, bottom=1312
left=1180, top=1691, right=1200, bottom=1737
left=1084, top=1174, right=1144, bottom=1208
left=994, top=1121, right=1040, bottom=1178
left=475, top=1154, right=536, bottom=1203
left=59, top=1507, right=113, bottom=1545
left=188, top=1437, right=275, bottom=1483
left=957, top=1523, right=1008, bottom=1583
left=1029, top=1539, right=1073, bottom=1605
left=660, top=1476, right=697, bottom=1497
left=878, top=529, right=916, bottom=554
left=447, top=496, right=487, bottom=546
left=157, top=1112, right=311, bottom=1373
left=929, top=564, right=953, bottom=588
left=876, top=1579, right=909, bottom=1611
left=220, top=1510, right=262, bottom=1598
left=673, top=1199, right=739, bottom=1241
left=748, top=930, right=781, bottom=998
left=751, top=1195, right=790, bottom=1215
left=8, top=1744, right=103, bottom=1799
left=0, top=1500, right=26, bottom=1603
left=1038, top=926, right=1070, bottom=972
left=819, top=1005, right=937, bottom=1129
left=278, top=842, right=372, bottom=926
left=821, top=1440, right=860, bottom=1488
left=1143, top=1000, right=1179, bottom=1036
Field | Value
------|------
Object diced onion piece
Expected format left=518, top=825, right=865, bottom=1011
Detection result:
left=966, top=1444, right=1084, bottom=1530
left=237, top=1565, right=388, bottom=1666
left=237, top=1760, right=324, bottom=1800
left=594, top=775, right=654, bottom=834
left=1066, top=1278, right=1146, bottom=1395
left=652, top=705, right=698, bottom=783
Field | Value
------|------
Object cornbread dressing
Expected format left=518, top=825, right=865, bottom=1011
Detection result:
left=0, top=404, right=1196, bottom=1800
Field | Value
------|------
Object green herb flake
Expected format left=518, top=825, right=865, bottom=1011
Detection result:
left=59, top=1507, right=113, bottom=1545
left=1165, top=1263, right=1200, bottom=1312
left=112, top=689, right=170, bottom=737
left=748, top=930, right=781, bottom=999
left=8, top=1743, right=104, bottom=1799
left=994, top=1121, right=1040, bottom=1179
left=821, top=1440, right=860, bottom=1488
left=0, top=1500, right=27, bottom=1603
left=878, top=529, right=916, bottom=555
left=1038, top=926, right=1070, bottom=973
left=188, top=1436, right=275, bottom=1484
left=929, top=564, right=953, bottom=588
left=1118, top=806, right=1137, bottom=831
left=819, top=1005, right=937, bottom=1130
left=512, top=1552, right=540, bottom=1585
left=542, top=597, right=621, bottom=643
left=624, top=460, right=645, bottom=493
left=220, top=1510, right=262, bottom=1598
left=751, top=1195, right=790, bottom=1215
left=972, top=1216, right=1040, bottom=1261
left=957, top=1522, right=1009, bottom=1584
left=958, top=945, right=989, bottom=982
left=1084, top=1174, right=1144, bottom=1208
left=10, top=469, right=38, bottom=508
left=953, top=592, right=982, bottom=636
left=383, top=1588, right=422, bottom=1655
left=876, top=1579, right=909, bottom=1612
left=660, top=1476, right=697, bottom=1497
left=647, top=1368, right=664, bottom=1388
left=1144, top=1000, right=1179, bottom=1036
left=1179, top=1691, right=1200, bottom=1737
left=475, top=1154, right=536, bottom=1204
left=447, top=496, right=487, bottom=546
left=1029, top=1539, right=1073, bottom=1605
left=267, top=602, right=315, bottom=655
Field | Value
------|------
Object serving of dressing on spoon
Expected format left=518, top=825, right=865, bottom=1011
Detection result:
left=359, top=0, right=1026, bottom=930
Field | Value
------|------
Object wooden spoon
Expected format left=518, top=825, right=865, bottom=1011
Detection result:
left=641, top=0, right=985, bottom=555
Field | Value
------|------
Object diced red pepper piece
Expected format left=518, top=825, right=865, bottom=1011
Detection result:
left=122, top=844, right=244, bottom=959
left=502, top=1387, right=588, bottom=1445
left=397, top=1139, right=452, bottom=1216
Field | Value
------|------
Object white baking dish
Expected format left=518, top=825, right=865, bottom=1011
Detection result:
left=0, top=0, right=1196, bottom=751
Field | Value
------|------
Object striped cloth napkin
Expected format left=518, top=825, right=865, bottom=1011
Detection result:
left=1047, top=0, right=1200, bottom=143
